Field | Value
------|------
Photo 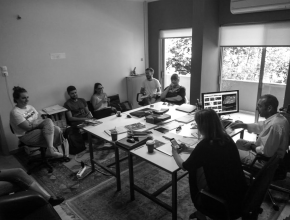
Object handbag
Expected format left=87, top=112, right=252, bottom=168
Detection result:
left=57, top=138, right=70, bottom=157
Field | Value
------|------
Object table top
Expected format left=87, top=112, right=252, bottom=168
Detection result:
left=83, top=102, right=189, bottom=142
left=131, top=122, right=244, bottom=173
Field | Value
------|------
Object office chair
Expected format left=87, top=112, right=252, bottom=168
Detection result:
left=246, top=152, right=290, bottom=211
left=0, top=190, right=62, bottom=220
left=10, top=125, right=67, bottom=174
left=192, top=154, right=280, bottom=220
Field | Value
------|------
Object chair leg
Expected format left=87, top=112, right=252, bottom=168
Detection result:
left=267, top=190, right=279, bottom=211
left=27, top=148, right=54, bottom=175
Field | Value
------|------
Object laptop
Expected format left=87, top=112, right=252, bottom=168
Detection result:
left=176, top=104, right=196, bottom=113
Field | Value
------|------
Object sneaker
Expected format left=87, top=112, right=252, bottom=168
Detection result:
left=48, top=196, right=65, bottom=206
left=104, top=142, right=113, bottom=147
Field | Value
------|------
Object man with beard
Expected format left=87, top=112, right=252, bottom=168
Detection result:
left=231, top=94, right=289, bottom=167
left=64, top=86, right=93, bottom=126
left=139, top=68, right=161, bottom=105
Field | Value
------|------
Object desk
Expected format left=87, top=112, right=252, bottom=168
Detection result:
left=83, top=102, right=188, bottom=190
left=128, top=122, right=244, bottom=220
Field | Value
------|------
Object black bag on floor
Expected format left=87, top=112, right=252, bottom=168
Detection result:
left=63, top=127, right=86, bottom=155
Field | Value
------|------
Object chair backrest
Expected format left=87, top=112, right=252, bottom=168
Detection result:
left=86, top=101, right=94, bottom=113
left=242, top=154, right=280, bottom=216
left=108, top=94, right=120, bottom=105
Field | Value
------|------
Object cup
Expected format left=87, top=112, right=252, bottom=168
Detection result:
left=146, top=140, right=155, bottom=153
left=111, top=130, right=118, bottom=141
left=117, top=111, right=121, bottom=117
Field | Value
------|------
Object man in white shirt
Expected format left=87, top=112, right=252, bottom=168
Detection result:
left=139, top=68, right=161, bottom=105
left=231, top=94, right=289, bottom=166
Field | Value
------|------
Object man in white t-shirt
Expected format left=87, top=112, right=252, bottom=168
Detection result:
left=139, top=68, right=161, bottom=105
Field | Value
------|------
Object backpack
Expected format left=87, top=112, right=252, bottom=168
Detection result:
left=63, top=127, right=86, bottom=155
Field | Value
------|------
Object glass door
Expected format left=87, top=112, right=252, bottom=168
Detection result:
left=162, top=37, right=192, bottom=102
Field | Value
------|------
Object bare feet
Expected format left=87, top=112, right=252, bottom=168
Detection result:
left=47, top=147, right=63, bottom=158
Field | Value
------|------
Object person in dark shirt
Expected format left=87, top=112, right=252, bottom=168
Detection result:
left=160, top=73, right=186, bottom=105
left=64, top=85, right=93, bottom=126
left=172, top=109, right=247, bottom=219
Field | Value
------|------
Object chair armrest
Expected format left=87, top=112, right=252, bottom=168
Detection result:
left=0, top=190, right=48, bottom=220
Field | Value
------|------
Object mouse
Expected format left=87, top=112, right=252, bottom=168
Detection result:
left=127, top=138, right=135, bottom=143
left=127, top=115, right=132, bottom=118
left=163, top=102, right=167, bottom=105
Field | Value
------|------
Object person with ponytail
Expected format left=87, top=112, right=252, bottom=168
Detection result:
left=172, top=109, right=247, bottom=219
left=10, top=86, right=63, bottom=158
left=90, top=82, right=116, bottom=119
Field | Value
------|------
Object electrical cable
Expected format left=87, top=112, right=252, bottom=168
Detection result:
left=74, top=154, right=112, bottom=176
left=4, top=76, right=14, bottom=107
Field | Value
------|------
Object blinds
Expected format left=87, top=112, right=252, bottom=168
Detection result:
left=220, top=21, right=290, bottom=46
left=159, top=28, right=192, bottom=39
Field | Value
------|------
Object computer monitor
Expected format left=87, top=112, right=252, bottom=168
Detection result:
left=201, top=90, right=239, bottom=116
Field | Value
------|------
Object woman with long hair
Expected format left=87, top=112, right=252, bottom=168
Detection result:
left=172, top=109, right=247, bottom=219
left=90, top=83, right=116, bottom=119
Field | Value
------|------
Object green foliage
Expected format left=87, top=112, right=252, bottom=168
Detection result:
left=165, top=37, right=192, bottom=74
left=222, top=47, right=290, bottom=84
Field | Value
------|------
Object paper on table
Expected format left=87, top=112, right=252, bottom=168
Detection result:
left=43, top=105, right=67, bottom=115
left=178, top=136, right=199, bottom=146
left=159, top=120, right=183, bottom=131
left=176, top=115, right=195, bottom=123
left=105, top=122, right=146, bottom=136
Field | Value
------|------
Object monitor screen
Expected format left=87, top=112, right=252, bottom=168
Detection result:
left=201, top=90, right=239, bottom=116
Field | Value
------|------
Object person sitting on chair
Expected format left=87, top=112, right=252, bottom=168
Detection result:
left=64, top=85, right=93, bottom=126
left=231, top=94, right=290, bottom=167
left=160, top=73, right=186, bottom=105
left=10, top=86, right=63, bottom=158
left=0, top=168, right=64, bottom=206
left=172, top=109, right=247, bottom=219
left=90, top=83, right=116, bottom=119
left=139, top=68, right=161, bottom=105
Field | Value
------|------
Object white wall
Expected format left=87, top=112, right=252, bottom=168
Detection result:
left=0, top=0, right=145, bottom=152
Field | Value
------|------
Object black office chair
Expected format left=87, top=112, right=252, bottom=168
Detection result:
left=0, top=190, right=62, bottom=220
left=10, top=125, right=68, bottom=174
left=192, top=154, right=280, bottom=220
left=245, top=152, right=290, bottom=211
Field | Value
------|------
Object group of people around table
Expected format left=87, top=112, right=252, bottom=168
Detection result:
left=6, top=67, right=290, bottom=218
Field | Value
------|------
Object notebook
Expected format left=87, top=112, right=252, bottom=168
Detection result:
left=116, top=136, right=148, bottom=150
left=176, top=104, right=196, bottom=113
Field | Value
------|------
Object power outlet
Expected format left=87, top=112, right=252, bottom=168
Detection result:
left=1, top=66, right=8, bottom=77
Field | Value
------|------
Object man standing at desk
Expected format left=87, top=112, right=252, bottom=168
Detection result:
left=64, top=85, right=93, bottom=126
left=231, top=94, right=289, bottom=166
left=139, top=68, right=161, bottom=105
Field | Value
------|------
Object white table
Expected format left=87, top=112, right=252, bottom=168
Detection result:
left=82, top=102, right=190, bottom=191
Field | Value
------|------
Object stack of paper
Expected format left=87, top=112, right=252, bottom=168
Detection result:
left=43, top=105, right=67, bottom=115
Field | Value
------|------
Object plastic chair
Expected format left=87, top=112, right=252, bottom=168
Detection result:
left=193, top=154, right=280, bottom=220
